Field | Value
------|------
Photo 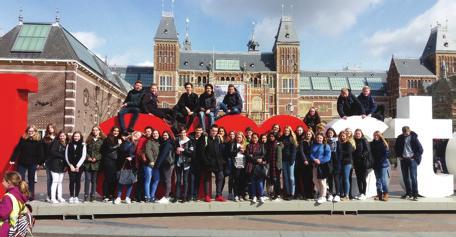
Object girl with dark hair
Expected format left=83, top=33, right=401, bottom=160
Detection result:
left=371, top=131, right=390, bottom=201
left=303, top=107, right=321, bottom=132
left=229, top=132, right=247, bottom=202
left=326, top=128, right=340, bottom=202
left=298, top=129, right=315, bottom=200
left=10, top=125, right=43, bottom=201
left=225, top=131, right=236, bottom=200
left=271, top=124, right=281, bottom=138
left=156, top=131, right=174, bottom=204
left=337, top=131, right=353, bottom=201
left=85, top=126, right=106, bottom=202
left=48, top=131, right=68, bottom=203
left=246, top=133, right=266, bottom=203
left=265, top=132, right=283, bottom=201
left=65, top=131, right=86, bottom=204
left=101, top=126, right=123, bottom=202
left=43, top=123, right=56, bottom=203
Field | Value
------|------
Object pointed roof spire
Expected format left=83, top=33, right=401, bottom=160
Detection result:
left=274, top=5, right=299, bottom=47
left=247, top=21, right=259, bottom=52
left=183, top=17, right=192, bottom=50
left=421, top=21, right=456, bottom=59
left=441, top=60, right=448, bottom=79
left=53, top=8, right=60, bottom=26
left=18, top=7, right=23, bottom=25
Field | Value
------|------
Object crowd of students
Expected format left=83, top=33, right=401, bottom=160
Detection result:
left=8, top=81, right=426, bottom=206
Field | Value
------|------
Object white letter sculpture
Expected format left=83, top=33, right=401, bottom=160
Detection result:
left=384, top=96, right=454, bottom=197
left=326, top=116, right=389, bottom=198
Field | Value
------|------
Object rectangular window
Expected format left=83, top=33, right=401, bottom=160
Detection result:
left=299, top=76, right=312, bottom=90
left=282, top=78, right=294, bottom=93
left=215, top=60, right=240, bottom=71
left=159, top=76, right=172, bottom=91
left=11, top=24, right=52, bottom=52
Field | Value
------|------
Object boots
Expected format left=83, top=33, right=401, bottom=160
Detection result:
left=382, top=192, right=389, bottom=202
left=374, top=192, right=383, bottom=201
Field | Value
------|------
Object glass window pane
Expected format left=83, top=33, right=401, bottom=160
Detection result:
left=348, top=77, right=366, bottom=90
left=299, top=76, right=312, bottom=90
left=366, top=77, right=384, bottom=90
left=311, top=77, right=330, bottom=90
left=330, top=77, right=348, bottom=90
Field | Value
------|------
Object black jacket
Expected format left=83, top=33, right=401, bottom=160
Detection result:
left=337, top=141, right=353, bottom=165
left=357, top=93, right=377, bottom=115
left=141, top=91, right=159, bottom=114
left=370, top=140, right=389, bottom=169
left=198, top=92, right=217, bottom=112
left=281, top=135, right=297, bottom=163
left=394, top=132, right=423, bottom=164
left=42, top=135, right=55, bottom=161
left=10, top=138, right=44, bottom=166
left=118, top=140, right=136, bottom=170
left=157, top=139, right=174, bottom=169
left=222, top=92, right=243, bottom=111
left=176, top=93, right=199, bottom=115
left=353, top=138, right=372, bottom=169
left=101, top=137, right=121, bottom=161
left=66, top=142, right=85, bottom=168
left=175, top=137, right=195, bottom=168
left=124, top=89, right=144, bottom=108
left=202, top=136, right=224, bottom=172
left=337, top=92, right=365, bottom=117
left=48, top=140, right=67, bottom=173
left=298, top=140, right=313, bottom=164
left=191, top=134, right=205, bottom=173
left=303, top=114, right=321, bottom=132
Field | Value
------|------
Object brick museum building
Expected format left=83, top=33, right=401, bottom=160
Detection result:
left=0, top=17, right=131, bottom=135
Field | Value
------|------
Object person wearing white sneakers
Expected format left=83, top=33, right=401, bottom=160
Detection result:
left=310, top=133, right=331, bottom=204
left=325, top=128, right=340, bottom=203
left=353, top=129, right=372, bottom=201
left=246, top=133, right=266, bottom=205
left=114, top=131, right=142, bottom=204
left=65, top=131, right=86, bottom=204
left=48, top=131, right=68, bottom=204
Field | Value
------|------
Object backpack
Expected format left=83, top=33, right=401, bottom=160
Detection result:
left=6, top=193, right=34, bottom=237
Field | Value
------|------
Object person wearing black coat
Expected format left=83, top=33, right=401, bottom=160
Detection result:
left=337, top=88, right=365, bottom=119
left=297, top=130, right=315, bottom=200
left=394, top=126, right=423, bottom=200
left=118, top=80, right=144, bottom=134
left=219, top=84, right=242, bottom=115
left=174, top=82, right=200, bottom=129
left=202, top=125, right=225, bottom=202
left=303, top=107, right=321, bottom=133
left=10, top=125, right=44, bottom=201
left=141, top=84, right=176, bottom=124
left=101, top=127, right=123, bottom=202
left=280, top=128, right=297, bottom=200
left=370, top=131, right=390, bottom=201
left=42, top=124, right=56, bottom=202
left=156, top=131, right=174, bottom=204
left=198, top=84, right=217, bottom=132
left=337, top=131, right=353, bottom=200
left=358, top=86, right=382, bottom=120
left=190, top=127, right=205, bottom=201
left=352, top=129, right=372, bottom=200
left=326, top=128, right=340, bottom=202
left=65, top=132, right=87, bottom=203
left=48, top=132, right=68, bottom=203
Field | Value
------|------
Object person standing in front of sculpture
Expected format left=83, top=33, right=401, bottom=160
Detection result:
left=395, top=126, right=423, bottom=201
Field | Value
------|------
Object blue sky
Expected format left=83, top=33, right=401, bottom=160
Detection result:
left=1, top=0, right=454, bottom=71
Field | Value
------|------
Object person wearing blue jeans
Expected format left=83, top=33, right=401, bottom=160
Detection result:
left=394, top=126, right=423, bottom=201
left=143, top=130, right=161, bottom=202
left=280, top=126, right=297, bottom=200
left=198, top=84, right=217, bottom=132
left=371, top=131, right=390, bottom=201
left=219, top=84, right=242, bottom=116
left=118, top=80, right=143, bottom=134
left=337, top=131, right=353, bottom=200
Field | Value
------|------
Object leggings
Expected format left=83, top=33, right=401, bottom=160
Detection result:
left=103, top=158, right=117, bottom=199
left=355, top=166, right=367, bottom=195
left=68, top=170, right=82, bottom=197
left=161, top=165, right=174, bottom=198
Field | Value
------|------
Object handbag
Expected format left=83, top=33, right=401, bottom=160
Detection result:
left=253, top=164, right=268, bottom=179
left=117, top=161, right=137, bottom=185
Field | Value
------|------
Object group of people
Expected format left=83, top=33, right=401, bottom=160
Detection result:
left=8, top=83, right=424, bottom=206
left=119, top=80, right=242, bottom=135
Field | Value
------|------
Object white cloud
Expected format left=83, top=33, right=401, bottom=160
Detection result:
left=72, top=31, right=106, bottom=51
left=137, top=60, right=154, bottom=67
left=196, top=0, right=382, bottom=51
left=364, top=0, right=456, bottom=58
